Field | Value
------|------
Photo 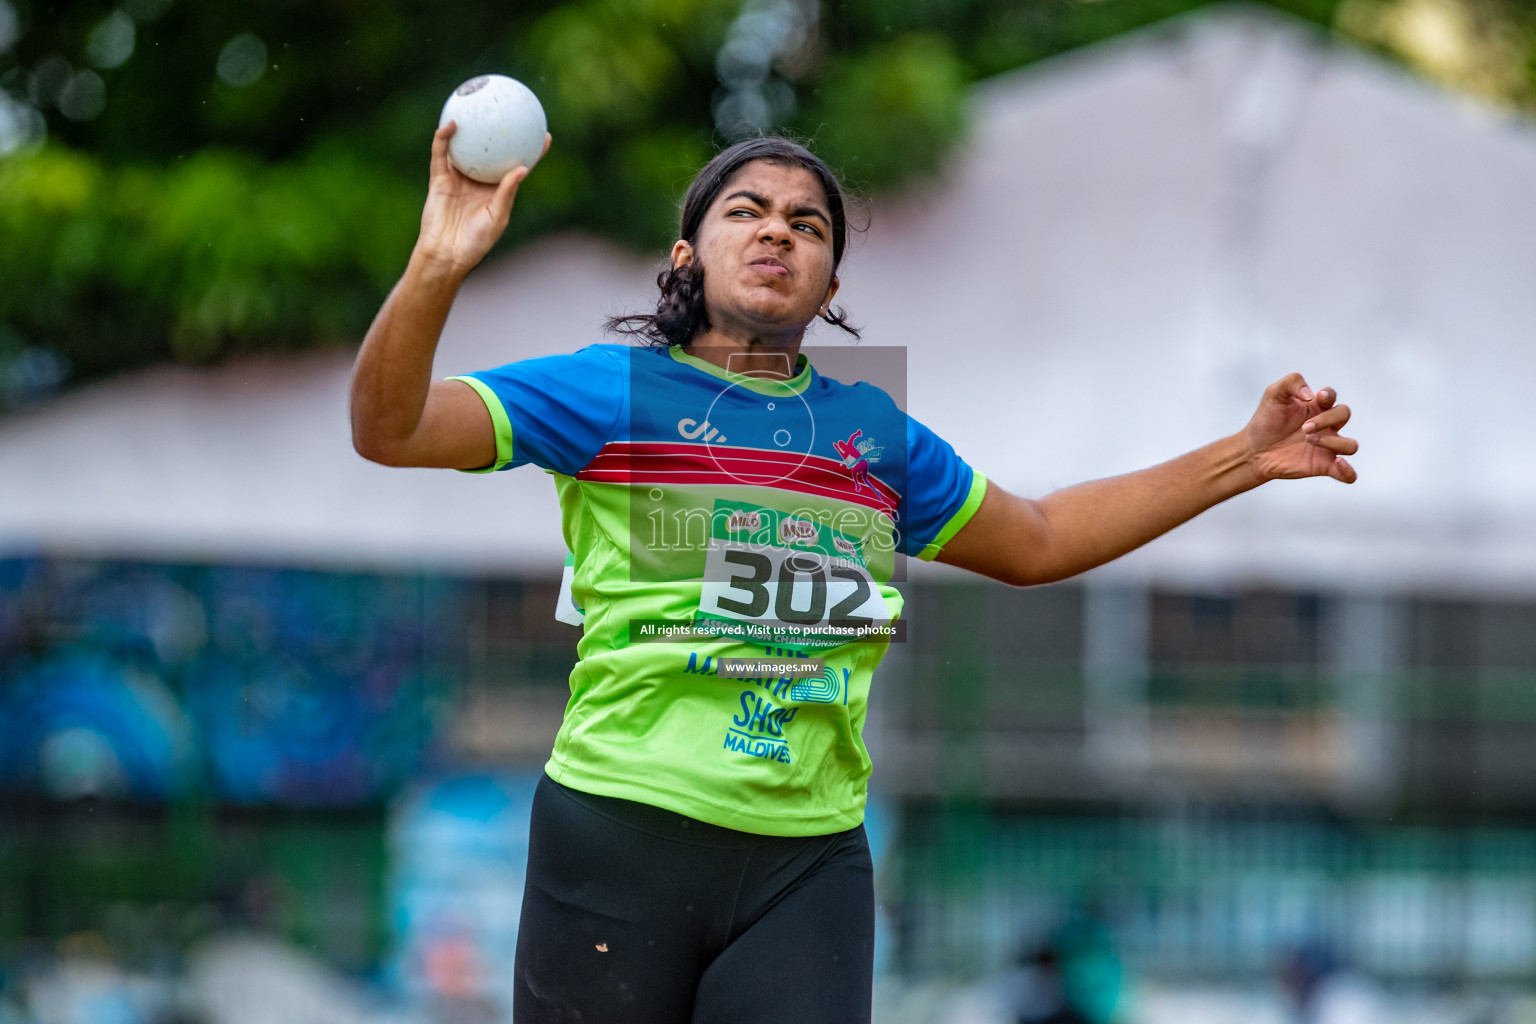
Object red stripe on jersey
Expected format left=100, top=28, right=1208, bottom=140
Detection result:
left=575, top=442, right=900, bottom=514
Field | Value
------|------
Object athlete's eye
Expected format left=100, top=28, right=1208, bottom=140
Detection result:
left=794, top=222, right=823, bottom=237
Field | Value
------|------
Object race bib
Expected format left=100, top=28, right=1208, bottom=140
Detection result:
left=696, top=499, right=891, bottom=650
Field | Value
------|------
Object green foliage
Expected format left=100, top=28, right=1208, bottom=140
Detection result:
left=0, top=0, right=1368, bottom=397
left=528, top=2, right=687, bottom=135
left=0, top=144, right=418, bottom=378
left=805, top=32, right=968, bottom=191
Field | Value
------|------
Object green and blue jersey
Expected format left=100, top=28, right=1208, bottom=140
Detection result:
left=455, top=343, right=986, bottom=835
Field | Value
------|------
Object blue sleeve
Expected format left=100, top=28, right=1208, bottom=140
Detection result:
left=451, top=344, right=627, bottom=476
left=897, top=414, right=988, bottom=560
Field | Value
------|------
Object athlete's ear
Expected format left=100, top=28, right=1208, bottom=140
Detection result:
left=820, top=275, right=840, bottom=314
left=670, top=240, right=694, bottom=269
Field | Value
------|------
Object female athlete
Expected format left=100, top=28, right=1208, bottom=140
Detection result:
left=350, top=126, right=1357, bottom=1023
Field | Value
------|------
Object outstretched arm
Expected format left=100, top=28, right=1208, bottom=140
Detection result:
left=350, top=124, right=550, bottom=469
left=935, top=374, right=1358, bottom=586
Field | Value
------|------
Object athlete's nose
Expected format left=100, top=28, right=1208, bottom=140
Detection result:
left=759, top=213, right=793, bottom=246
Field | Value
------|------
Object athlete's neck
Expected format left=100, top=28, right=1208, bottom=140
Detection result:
left=683, top=328, right=804, bottom=380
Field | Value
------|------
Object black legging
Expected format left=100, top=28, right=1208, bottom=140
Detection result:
left=514, top=773, right=875, bottom=1023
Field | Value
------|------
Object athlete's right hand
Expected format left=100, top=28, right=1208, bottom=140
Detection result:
left=414, top=122, right=551, bottom=275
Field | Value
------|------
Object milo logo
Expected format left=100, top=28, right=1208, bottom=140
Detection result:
left=779, top=516, right=818, bottom=546
left=456, top=76, right=490, bottom=96
left=727, top=510, right=762, bottom=532
left=832, top=536, right=858, bottom=557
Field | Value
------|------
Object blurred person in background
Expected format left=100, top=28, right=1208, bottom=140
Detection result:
left=1006, top=910, right=1124, bottom=1024
left=1006, top=947, right=1088, bottom=1024
left=349, top=124, right=1358, bottom=1023
left=1279, top=941, right=1385, bottom=1024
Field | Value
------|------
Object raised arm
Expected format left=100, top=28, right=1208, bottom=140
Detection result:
left=936, top=374, right=1358, bottom=586
left=349, top=124, right=550, bottom=469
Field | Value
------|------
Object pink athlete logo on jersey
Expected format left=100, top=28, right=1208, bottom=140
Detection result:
left=833, top=429, right=883, bottom=493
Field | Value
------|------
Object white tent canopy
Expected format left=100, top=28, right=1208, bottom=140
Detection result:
left=0, top=235, right=651, bottom=573
left=4, top=6, right=1535, bottom=594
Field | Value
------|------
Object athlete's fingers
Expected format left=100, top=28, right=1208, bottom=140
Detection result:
left=430, top=122, right=458, bottom=181
left=487, top=135, right=550, bottom=225
left=1313, top=386, right=1336, bottom=411
left=1267, top=371, right=1314, bottom=406
left=488, top=163, right=528, bottom=225
left=1328, top=456, right=1358, bottom=484
left=1306, top=432, right=1359, bottom=456
left=1301, top=404, right=1351, bottom=435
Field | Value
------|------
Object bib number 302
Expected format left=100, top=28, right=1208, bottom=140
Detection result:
left=699, top=543, right=890, bottom=644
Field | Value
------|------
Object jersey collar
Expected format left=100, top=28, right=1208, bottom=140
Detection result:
left=669, top=345, right=814, bottom=396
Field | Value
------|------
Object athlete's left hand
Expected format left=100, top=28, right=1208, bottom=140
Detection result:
left=1244, top=372, right=1358, bottom=484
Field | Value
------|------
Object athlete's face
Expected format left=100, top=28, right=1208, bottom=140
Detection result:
left=672, top=160, right=839, bottom=341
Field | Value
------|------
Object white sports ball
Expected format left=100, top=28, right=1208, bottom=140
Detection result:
left=438, top=74, right=547, bottom=184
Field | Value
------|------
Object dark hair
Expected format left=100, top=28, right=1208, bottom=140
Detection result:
left=606, top=136, right=861, bottom=347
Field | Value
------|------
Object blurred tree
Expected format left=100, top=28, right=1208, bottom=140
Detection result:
left=1, top=0, right=1530, bottom=397
left=1336, top=0, right=1536, bottom=107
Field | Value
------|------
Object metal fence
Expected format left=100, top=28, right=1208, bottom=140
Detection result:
left=896, top=810, right=1536, bottom=982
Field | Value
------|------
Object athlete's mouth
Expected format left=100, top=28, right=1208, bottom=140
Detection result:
left=749, top=257, right=789, bottom=277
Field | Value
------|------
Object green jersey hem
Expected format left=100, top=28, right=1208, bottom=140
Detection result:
left=917, top=472, right=988, bottom=561
left=545, top=754, right=865, bottom=837
left=669, top=346, right=814, bottom=396
left=449, top=375, right=515, bottom=472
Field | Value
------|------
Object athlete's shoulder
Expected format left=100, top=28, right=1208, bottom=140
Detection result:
left=580, top=342, right=635, bottom=358
left=809, top=371, right=902, bottom=414
left=475, top=342, right=627, bottom=377
left=605, top=341, right=685, bottom=375
left=568, top=342, right=632, bottom=367
left=531, top=342, right=631, bottom=387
